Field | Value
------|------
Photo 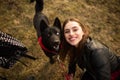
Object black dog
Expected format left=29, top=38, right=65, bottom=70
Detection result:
left=30, top=0, right=61, bottom=64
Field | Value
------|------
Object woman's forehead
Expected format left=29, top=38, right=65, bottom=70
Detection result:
left=64, top=21, right=80, bottom=29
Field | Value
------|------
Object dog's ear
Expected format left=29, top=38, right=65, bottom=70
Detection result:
left=53, top=17, right=61, bottom=29
left=40, top=20, right=49, bottom=31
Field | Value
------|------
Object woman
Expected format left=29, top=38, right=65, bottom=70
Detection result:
left=60, top=17, right=120, bottom=80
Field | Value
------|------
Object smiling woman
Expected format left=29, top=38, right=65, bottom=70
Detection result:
left=64, top=21, right=84, bottom=47
left=60, top=17, right=120, bottom=80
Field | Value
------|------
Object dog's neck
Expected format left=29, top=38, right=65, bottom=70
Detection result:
left=38, top=37, right=57, bottom=54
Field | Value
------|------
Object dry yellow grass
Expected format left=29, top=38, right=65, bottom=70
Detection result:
left=0, top=0, right=120, bottom=80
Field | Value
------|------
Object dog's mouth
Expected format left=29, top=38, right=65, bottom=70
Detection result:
left=52, top=42, right=60, bottom=51
left=53, top=45, right=59, bottom=51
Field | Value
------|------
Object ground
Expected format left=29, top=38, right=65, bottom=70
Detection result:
left=0, top=0, right=120, bottom=80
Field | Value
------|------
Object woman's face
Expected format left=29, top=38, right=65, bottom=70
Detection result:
left=64, top=21, right=84, bottom=47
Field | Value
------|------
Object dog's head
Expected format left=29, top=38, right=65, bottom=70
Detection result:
left=40, top=17, right=61, bottom=52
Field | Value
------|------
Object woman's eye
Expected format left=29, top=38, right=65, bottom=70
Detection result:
left=64, top=31, right=69, bottom=33
left=64, top=29, right=70, bottom=33
left=73, top=29, right=78, bottom=32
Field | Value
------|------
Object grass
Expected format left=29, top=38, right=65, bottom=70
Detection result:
left=0, top=0, right=120, bottom=80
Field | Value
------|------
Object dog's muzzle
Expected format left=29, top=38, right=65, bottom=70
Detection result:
left=52, top=41, right=60, bottom=51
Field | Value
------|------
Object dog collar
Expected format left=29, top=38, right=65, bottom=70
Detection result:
left=38, top=37, right=57, bottom=54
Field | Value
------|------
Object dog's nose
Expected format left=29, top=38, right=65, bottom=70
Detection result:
left=52, top=41, right=60, bottom=51
left=54, top=41, right=60, bottom=45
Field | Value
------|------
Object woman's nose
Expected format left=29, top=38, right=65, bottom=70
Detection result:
left=69, top=31, right=74, bottom=35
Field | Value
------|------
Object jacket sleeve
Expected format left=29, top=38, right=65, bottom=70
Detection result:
left=90, top=49, right=111, bottom=80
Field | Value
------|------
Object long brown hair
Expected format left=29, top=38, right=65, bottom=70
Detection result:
left=60, top=17, right=90, bottom=62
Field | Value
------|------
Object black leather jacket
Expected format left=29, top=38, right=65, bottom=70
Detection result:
left=68, top=37, right=120, bottom=80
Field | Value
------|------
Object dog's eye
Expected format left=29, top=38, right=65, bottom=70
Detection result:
left=47, top=34, right=50, bottom=37
left=56, top=32, right=59, bottom=35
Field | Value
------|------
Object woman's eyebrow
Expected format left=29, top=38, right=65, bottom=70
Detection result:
left=72, top=26, right=78, bottom=29
left=64, top=29, right=70, bottom=31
